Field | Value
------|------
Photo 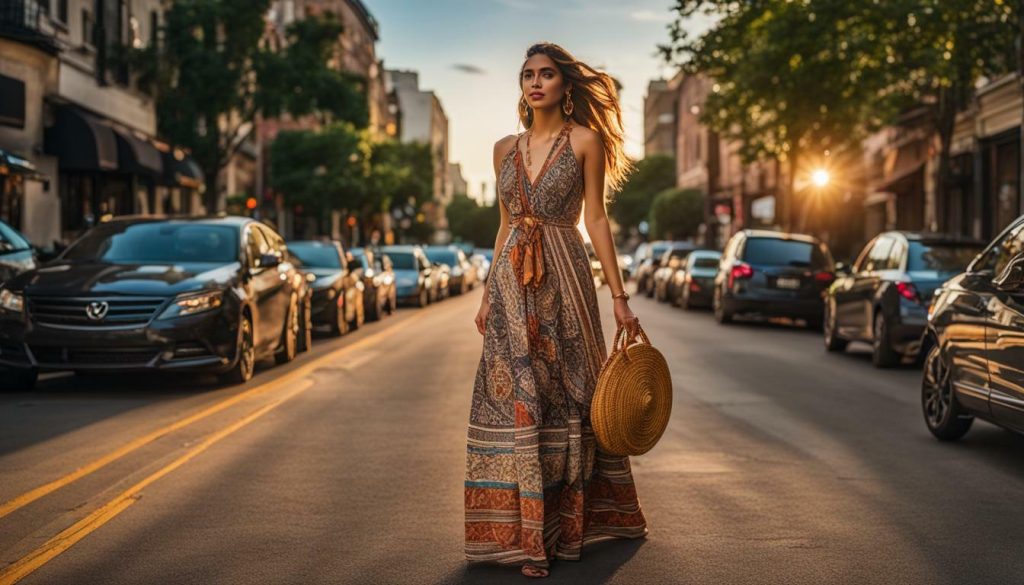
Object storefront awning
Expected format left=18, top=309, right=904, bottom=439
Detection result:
left=0, top=148, right=42, bottom=179
left=111, top=125, right=163, bottom=177
left=159, top=147, right=204, bottom=189
left=44, top=105, right=119, bottom=171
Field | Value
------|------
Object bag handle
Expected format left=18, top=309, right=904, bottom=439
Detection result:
left=611, top=320, right=649, bottom=360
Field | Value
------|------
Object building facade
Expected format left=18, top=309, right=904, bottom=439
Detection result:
left=386, top=68, right=450, bottom=243
left=0, top=0, right=202, bottom=248
left=643, top=77, right=678, bottom=158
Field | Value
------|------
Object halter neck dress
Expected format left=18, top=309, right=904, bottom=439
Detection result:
left=464, top=122, right=648, bottom=568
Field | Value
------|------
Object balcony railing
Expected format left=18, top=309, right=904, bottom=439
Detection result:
left=0, top=1, right=60, bottom=53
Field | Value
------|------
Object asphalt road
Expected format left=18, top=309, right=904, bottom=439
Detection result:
left=2, top=280, right=1024, bottom=584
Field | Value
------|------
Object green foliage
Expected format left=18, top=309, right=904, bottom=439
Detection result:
left=269, top=122, right=371, bottom=216
left=649, top=188, right=703, bottom=240
left=608, top=155, right=677, bottom=236
left=367, top=140, right=434, bottom=214
left=129, top=0, right=368, bottom=200
left=446, top=193, right=500, bottom=247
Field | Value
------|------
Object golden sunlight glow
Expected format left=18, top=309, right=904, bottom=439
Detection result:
left=811, top=168, right=830, bottom=188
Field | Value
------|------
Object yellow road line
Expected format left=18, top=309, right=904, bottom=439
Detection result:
left=0, top=309, right=428, bottom=521
left=0, top=378, right=315, bottom=585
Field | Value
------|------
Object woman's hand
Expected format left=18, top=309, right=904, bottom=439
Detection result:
left=475, top=296, right=490, bottom=335
left=613, top=297, right=640, bottom=340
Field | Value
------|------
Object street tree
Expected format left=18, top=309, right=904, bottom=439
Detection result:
left=659, top=0, right=897, bottom=230
left=649, top=187, right=704, bottom=240
left=128, top=1, right=368, bottom=210
left=608, top=155, right=676, bottom=240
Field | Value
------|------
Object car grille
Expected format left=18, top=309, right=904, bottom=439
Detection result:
left=29, top=346, right=159, bottom=366
left=28, top=296, right=166, bottom=328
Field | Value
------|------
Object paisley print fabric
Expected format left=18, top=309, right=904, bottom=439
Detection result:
left=464, top=124, right=648, bottom=568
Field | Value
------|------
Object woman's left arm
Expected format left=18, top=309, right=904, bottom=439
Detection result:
left=578, top=131, right=639, bottom=335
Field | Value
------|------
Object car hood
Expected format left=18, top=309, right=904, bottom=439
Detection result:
left=393, top=269, right=420, bottom=280
left=0, top=250, right=36, bottom=285
left=6, top=260, right=241, bottom=297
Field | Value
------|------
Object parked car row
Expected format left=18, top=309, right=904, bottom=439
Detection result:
left=0, top=216, right=492, bottom=392
left=632, top=219, right=1024, bottom=444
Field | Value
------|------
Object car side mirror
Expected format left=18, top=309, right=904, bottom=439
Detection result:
left=835, top=261, right=851, bottom=276
left=993, top=254, right=1024, bottom=291
left=259, top=252, right=281, bottom=268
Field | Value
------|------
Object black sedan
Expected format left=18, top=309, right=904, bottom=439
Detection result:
left=713, top=229, right=835, bottom=328
left=921, top=215, right=1024, bottom=441
left=0, top=219, right=37, bottom=286
left=0, top=216, right=310, bottom=390
left=288, top=240, right=364, bottom=336
left=672, top=249, right=721, bottom=309
left=824, top=232, right=985, bottom=367
left=653, top=243, right=697, bottom=302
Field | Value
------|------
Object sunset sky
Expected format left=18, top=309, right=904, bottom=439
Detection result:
left=368, top=0, right=702, bottom=205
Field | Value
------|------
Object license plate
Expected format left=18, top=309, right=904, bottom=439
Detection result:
left=776, top=277, right=800, bottom=289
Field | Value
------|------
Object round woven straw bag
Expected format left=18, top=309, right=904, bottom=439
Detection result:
left=590, top=322, right=672, bottom=456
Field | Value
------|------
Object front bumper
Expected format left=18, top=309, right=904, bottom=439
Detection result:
left=0, top=307, right=239, bottom=373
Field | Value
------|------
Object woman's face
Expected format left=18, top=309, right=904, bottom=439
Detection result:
left=521, top=53, right=569, bottom=111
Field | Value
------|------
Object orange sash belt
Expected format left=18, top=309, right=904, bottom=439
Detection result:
left=508, top=215, right=576, bottom=288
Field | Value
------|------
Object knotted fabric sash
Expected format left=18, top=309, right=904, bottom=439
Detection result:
left=508, top=214, right=577, bottom=288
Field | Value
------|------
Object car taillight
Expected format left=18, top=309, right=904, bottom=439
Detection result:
left=690, top=282, right=701, bottom=292
left=728, top=262, right=753, bottom=287
left=813, top=271, right=835, bottom=286
left=896, top=281, right=920, bottom=302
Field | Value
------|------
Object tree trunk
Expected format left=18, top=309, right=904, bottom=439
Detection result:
left=784, top=146, right=799, bottom=232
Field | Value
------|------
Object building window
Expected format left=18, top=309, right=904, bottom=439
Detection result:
left=56, top=0, right=67, bottom=23
left=150, top=10, right=159, bottom=47
left=0, top=74, right=27, bottom=129
left=36, top=0, right=49, bottom=16
left=82, top=8, right=94, bottom=48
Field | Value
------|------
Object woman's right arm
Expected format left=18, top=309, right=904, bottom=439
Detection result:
left=476, top=135, right=516, bottom=334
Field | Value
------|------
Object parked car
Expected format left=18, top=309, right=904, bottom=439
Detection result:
left=0, top=219, right=38, bottom=286
left=349, top=246, right=397, bottom=321
left=653, top=243, right=697, bottom=302
left=713, top=229, right=835, bottom=328
left=634, top=240, right=675, bottom=297
left=381, top=245, right=438, bottom=307
left=921, top=215, right=1024, bottom=441
left=431, top=260, right=451, bottom=301
left=288, top=240, right=364, bottom=336
left=425, top=245, right=477, bottom=295
left=617, top=252, right=634, bottom=282
left=0, top=216, right=311, bottom=390
left=470, top=252, right=491, bottom=283
left=672, top=250, right=721, bottom=309
left=824, top=232, right=985, bottom=367
left=629, top=242, right=650, bottom=281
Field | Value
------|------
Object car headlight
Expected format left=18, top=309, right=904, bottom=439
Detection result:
left=158, top=291, right=224, bottom=319
left=0, top=289, right=24, bottom=313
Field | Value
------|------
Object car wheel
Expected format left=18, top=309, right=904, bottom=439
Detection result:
left=417, top=287, right=429, bottom=308
left=921, top=345, right=973, bottom=441
left=330, top=296, right=349, bottom=337
left=220, top=314, right=255, bottom=385
left=298, top=295, right=313, bottom=353
left=354, top=297, right=365, bottom=329
left=872, top=311, right=899, bottom=368
left=0, top=368, right=38, bottom=392
left=713, top=288, right=733, bottom=324
left=275, top=297, right=299, bottom=365
left=388, top=290, right=397, bottom=314
left=368, top=293, right=383, bottom=322
left=823, top=300, right=848, bottom=352
left=680, top=286, right=692, bottom=310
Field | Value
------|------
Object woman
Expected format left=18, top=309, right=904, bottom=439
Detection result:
left=465, top=42, right=648, bottom=579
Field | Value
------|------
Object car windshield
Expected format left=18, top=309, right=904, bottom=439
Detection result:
left=350, top=251, right=370, bottom=270
left=426, top=250, right=458, bottom=265
left=692, top=257, right=719, bottom=269
left=0, top=221, right=30, bottom=253
left=62, top=223, right=238, bottom=263
left=743, top=238, right=830, bottom=268
left=908, top=242, right=983, bottom=272
left=387, top=251, right=417, bottom=270
left=650, top=244, right=671, bottom=258
left=289, top=243, right=341, bottom=268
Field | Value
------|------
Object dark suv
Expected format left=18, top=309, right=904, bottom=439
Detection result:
left=0, top=216, right=311, bottom=390
left=713, top=229, right=835, bottom=328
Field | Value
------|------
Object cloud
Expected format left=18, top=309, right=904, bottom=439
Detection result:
left=496, top=0, right=539, bottom=10
left=452, top=63, right=486, bottom=75
left=630, top=9, right=672, bottom=22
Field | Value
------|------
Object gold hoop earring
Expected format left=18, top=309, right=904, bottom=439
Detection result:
left=519, top=95, right=532, bottom=119
left=562, top=90, right=574, bottom=117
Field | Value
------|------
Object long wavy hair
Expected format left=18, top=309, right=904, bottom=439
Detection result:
left=517, top=42, right=633, bottom=193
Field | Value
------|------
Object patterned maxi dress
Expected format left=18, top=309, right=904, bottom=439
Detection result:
left=464, top=122, right=648, bottom=568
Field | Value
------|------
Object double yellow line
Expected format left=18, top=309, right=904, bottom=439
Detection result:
left=0, top=309, right=428, bottom=584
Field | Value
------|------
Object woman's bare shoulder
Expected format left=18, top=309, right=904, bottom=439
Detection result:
left=570, top=124, right=601, bottom=148
left=492, top=134, right=521, bottom=170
